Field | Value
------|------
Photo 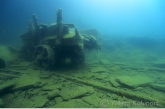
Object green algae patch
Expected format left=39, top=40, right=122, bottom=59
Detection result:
left=42, top=84, right=62, bottom=91
left=50, top=99, right=90, bottom=108
left=63, top=31, right=75, bottom=38
left=150, top=84, right=165, bottom=92
left=82, top=93, right=101, bottom=107
left=12, top=74, right=41, bottom=91
left=3, top=92, right=34, bottom=108
left=31, top=95, right=48, bottom=107
left=47, top=89, right=59, bottom=99
left=59, top=86, right=87, bottom=100
left=109, top=77, right=121, bottom=87
left=116, top=75, right=153, bottom=89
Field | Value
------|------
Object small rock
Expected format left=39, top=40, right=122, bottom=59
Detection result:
left=109, top=78, right=120, bottom=87
left=48, top=89, right=59, bottom=99
left=84, top=86, right=95, bottom=94
left=54, top=97, right=63, bottom=104
left=82, top=93, right=101, bottom=107
left=59, top=86, right=87, bottom=100
left=31, top=95, right=48, bottom=108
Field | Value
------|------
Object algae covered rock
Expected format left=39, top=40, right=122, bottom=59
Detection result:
left=48, top=89, right=59, bottom=99
left=3, top=92, right=34, bottom=108
left=59, top=86, right=87, bottom=100
left=31, top=95, right=48, bottom=108
left=83, top=86, right=95, bottom=94
left=115, top=75, right=153, bottom=89
left=109, top=77, right=121, bottom=87
left=12, top=74, right=41, bottom=91
left=150, top=84, right=165, bottom=92
left=82, top=93, right=101, bottom=107
left=49, top=99, right=90, bottom=108
left=54, top=97, right=63, bottom=104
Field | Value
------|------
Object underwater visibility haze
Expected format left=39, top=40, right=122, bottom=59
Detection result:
left=0, top=0, right=165, bottom=108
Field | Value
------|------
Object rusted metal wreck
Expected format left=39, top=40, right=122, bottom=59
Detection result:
left=19, top=8, right=101, bottom=70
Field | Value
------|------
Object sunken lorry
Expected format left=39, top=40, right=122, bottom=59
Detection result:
left=19, top=8, right=101, bottom=70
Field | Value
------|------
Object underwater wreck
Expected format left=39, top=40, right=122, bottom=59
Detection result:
left=19, top=8, right=101, bottom=70
left=1, top=8, right=165, bottom=108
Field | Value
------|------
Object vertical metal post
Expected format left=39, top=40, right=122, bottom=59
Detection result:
left=33, top=14, right=40, bottom=34
left=56, top=8, right=63, bottom=39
